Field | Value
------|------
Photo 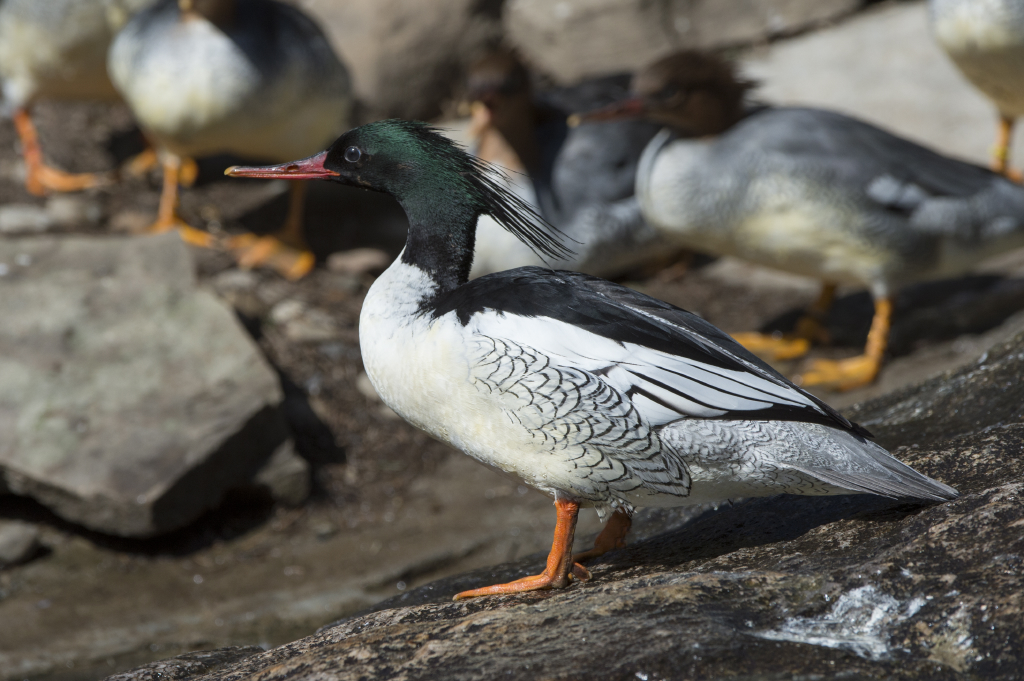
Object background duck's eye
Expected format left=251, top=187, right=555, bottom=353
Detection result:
left=344, top=146, right=362, bottom=163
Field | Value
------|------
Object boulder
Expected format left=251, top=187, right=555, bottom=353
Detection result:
left=0, top=233, right=287, bottom=537
left=296, top=0, right=504, bottom=121
left=505, top=0, right=862, bottom=84
left=0, top=520, right=40, bottom=568
left=115, top=329, right=1024, bottom=679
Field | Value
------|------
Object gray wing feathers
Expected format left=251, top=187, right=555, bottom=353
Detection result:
left=790, top=437, right=958, bottom=502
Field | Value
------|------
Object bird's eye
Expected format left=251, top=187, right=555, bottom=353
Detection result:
left=344, top=146, right=362, bottom=163
left=660, top=85, right=681, bottom=100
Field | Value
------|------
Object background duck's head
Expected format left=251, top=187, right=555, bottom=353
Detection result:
left=227, top=119, right=572, bottom=262
left=577, top=51, right=754, bottom=136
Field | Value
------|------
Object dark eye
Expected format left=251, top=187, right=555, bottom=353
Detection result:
left=659, top=84, right=681, bottom=100
left=344, top=146, right=362, bottom=163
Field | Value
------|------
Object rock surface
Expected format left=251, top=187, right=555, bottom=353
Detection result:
left=296, top=0, right=503, bottom=121
left=109, top=338, right=1024, bottom=679
left=0, top=520, right=39, bottom=568
left=506, top=0, right=860, bottom=84
left=0, top=234, right=286, bottom=537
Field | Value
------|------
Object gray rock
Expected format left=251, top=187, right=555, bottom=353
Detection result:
left=297, top=0, right=503, bottom=121
left=0, top=520, right=39, bottom=568
left=253, top=440, right=311, bottom=507
left=104, top=646, right=263, bottom=681
left=0, top=233, right=286, bottom=537
left=505, top=0, right=861, bottom=84
left=0, top=204, right=50, bottom=234
left=123, top=326, right=1024, bottom=679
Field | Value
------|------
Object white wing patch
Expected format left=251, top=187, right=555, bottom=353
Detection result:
left=470, top=310, right=826, bottom=427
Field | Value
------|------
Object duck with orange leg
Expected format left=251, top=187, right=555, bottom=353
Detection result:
left=228, top=120, right=957, bottom=598
left=931, top=0, right=1024, bottom=182
left=107, top=0, right=351, bottom=277
left=579, top=50, right=1024, bottom=391
left=0, top=0, right=157, bottom=196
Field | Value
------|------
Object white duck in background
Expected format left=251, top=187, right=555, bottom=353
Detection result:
left=108, top=0, right=351, bottom=276
left=581, top=50, right=1024, bottom=391
left=931, top=0, right=1024, bottom=180
left=227, top=120, right=957, bottom=599
left=0, top=0, right=155, bottom=195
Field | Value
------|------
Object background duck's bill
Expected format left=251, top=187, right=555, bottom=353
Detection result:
left=225, top=151, right=338, bottom=180
left=570, top=97, right=648, bottom=126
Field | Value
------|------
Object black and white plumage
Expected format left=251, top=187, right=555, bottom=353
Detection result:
left=227, top=119, right=957, bottom=597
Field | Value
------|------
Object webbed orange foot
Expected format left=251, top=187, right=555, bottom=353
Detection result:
left=454, top=498, right=586, bottom=600
left=797, top=354, right=882, bottom=391
left=227, top=233, right=315, bottom=281
left=731, top=332, right=811, bottom=361
left=573, top=508, right=632, bottom=563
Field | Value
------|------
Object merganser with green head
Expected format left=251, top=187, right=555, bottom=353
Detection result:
left=108, top=0, right=351, bottom=275
left=227, top=119, right=957, bottom=599
left=581, top=50, right=1024, bottom=391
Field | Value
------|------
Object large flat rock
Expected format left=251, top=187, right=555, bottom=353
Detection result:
left=0, top=234, right=285, bottom=537
left=111, top=340, right=1024, bottom=678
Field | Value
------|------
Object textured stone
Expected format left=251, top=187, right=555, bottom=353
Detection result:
left=253, top=441, right=311, bottom=507
left=0, top=520, right=39, bottom=568
left=505, top=0, right=861, bottom=84
left=296, top=0, right=504, bottom=121
left=116, top=329, right=1024, bottom=679
left=0, top=234, right=285, bottom=537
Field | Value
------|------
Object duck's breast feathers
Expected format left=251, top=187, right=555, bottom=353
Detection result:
left=424, top=266, right=869, bottom=438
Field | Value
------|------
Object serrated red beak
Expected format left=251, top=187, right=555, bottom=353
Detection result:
left=225, top=151, right=338, bottom=180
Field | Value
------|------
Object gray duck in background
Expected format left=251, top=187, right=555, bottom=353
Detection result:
left=931, top=0, right=1024, bottom=179
left=0, top=0, right=156, bottom=195
left=463, top=50, right=676, bottom=279
left=580, top=50, right=1024, bottom=391
left=108, top=0, right=351, bottom=278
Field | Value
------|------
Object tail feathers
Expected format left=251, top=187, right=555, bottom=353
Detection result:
left=792, top=440, right=959, bottom=503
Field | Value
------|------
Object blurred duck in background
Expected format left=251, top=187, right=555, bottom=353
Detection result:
left=0, top=0, right=155, bottom=195
left=463, top=50, right=672, bottom=279
left=931, top=0, right=1024, bottom=180
left=108, top=0, right=351, bottom=278
left=580, top=50, right=1024, bottom=391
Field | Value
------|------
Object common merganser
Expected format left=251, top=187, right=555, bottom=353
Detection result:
left=0, top=0, right=154, bottom=195
left=463, top=50, right=674, bottom=279
left=931, top=0, right=1024, bottom=179
left=581, top=50, right=1024, bottom=391
left=227, top=119, right=957, bottom=598
left=108, top=0, right=351, bottom=274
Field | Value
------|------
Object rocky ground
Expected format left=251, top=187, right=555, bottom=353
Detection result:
left=1, top=1, right=1023, bottom=680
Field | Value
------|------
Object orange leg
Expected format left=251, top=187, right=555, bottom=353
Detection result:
left=13, top=108, right=110, bottom=196
left=573, top=508, right=632, bottom=563
left=121, top=147, right=198, bottom=187
left=798, top=296, right=892, bottom=391
left=147, top=153, right=214, bottom=247
left=732, top=283, right=836, bottom=361
left=993, top=115, right=1022, bottom=183
left=454, top=498, right=590, bottom=600
left=227, top=180, right=315, bottom=280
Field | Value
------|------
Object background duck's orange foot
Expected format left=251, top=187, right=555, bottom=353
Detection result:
left=797, top=355, right=881, bottom=391
left=146, top=216, right=216, bottom=248
left=731, top=332, right=811, bottom=361
left=453, top=563, right=589, bottom=601
left=228, top=234, right=315, bottom=280
left=26, top=164, right=110, bottom=196
left=1006, top=167, right=1024, bottom=184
